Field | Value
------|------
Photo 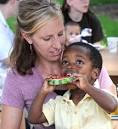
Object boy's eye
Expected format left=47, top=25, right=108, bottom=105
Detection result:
left=76, top=59, right=84, bottom=66
left=61, top=59, right=69, bottom=66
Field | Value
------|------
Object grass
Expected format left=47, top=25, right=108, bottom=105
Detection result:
left=7, top=17, right=17, bottom=33
left=90, top=0, right=118, bottom=6
left=98, top=15, right=118, bottom=37
left=57, top=0, right=118, bottom=6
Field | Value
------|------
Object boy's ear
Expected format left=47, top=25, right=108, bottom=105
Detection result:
left=21, top=31, right=32, bottom=44
left=91, top=68, right=100, bottom=80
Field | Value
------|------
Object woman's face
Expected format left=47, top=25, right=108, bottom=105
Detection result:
left=31, top=17, right=65, bottom=62
left=67, top=0, right=90, bottom=13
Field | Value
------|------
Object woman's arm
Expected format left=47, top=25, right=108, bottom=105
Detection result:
left=98, top=67, right=117, bottom=96
left=28, top=81, right=54, bottom=124
left=20, top=112, right=26, bottom=129
left=0, top=105, right=23, bottom=129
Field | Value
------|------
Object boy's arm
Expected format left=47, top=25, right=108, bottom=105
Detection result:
left=74, top=74, right=118, bottom=113
left=28, top=90, right=48, bottom=124
left=28, top=80, right=55, bottom=124
left=84, top=85, right=118, bottom=113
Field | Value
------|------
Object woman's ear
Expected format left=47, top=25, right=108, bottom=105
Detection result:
left=91, top=68, right=100, bottom=80
left=21, top=31, right=32, bottom=44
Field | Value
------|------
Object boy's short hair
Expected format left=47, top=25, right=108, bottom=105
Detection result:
left=64, top=42, right=103, bottom=71
left=0, top=0, right=9, bottom=4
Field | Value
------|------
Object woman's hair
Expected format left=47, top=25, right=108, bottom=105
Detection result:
left=64, top=42, right=103, bottom=71
left=10, top=0, right=63, bottom=75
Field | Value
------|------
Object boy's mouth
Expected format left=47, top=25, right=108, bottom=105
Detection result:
left=63, top=67, right=80, bottom=76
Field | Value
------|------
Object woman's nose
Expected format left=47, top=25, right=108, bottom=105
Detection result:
left=53, top=36, right=63, bottom=49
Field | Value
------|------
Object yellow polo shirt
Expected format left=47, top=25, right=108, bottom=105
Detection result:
left=43, top=91, right=112, bottom=129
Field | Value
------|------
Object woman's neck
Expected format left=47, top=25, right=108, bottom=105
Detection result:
left=36, top=59, right=61, bottom=79
left=69, top=8, right=83, bottom=22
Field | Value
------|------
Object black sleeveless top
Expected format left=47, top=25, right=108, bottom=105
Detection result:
left=63, top=10, right=104, bottom=44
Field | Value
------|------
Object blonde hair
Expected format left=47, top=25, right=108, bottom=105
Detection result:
left=10, top=0, right=63, bottom=75
left=18, top=0, right=62, bottom=35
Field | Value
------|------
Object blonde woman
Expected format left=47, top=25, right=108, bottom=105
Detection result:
left=1, top=0, right=65, bottom=129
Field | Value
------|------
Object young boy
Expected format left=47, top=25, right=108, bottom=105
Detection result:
left=28, top=42, right=117, bottom=129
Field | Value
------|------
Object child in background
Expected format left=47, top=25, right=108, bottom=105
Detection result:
left=28, top=42, right=118, bottom=129
left=65, top=21, right=81, bottom=46
left=65, top=21, right=91, bottom=46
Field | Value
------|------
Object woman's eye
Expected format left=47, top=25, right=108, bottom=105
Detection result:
left=76, top=59, right=84, bottom=65
left=43, top=37, right=51, bottom=41
left=58, top=31, right=64, bottom=37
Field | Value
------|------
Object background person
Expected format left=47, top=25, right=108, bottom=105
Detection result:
left=0, top=0, right=19, bottom=95
left=62, top=0, right=104, bottom=44
left=65, top=21, right=91, bottom=45
left=65, top=21, right=81, bottom=45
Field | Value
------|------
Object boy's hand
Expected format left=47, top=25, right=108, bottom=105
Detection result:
left=72, top=73, right=91, bottom=91
left=41, top=79, right=55, bottom=94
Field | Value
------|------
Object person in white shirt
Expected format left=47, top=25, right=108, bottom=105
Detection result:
left=0, top=0, right=19, bottom=93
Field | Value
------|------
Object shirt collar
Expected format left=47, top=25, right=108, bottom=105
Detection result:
left=63, top=90, right=91, bottom=102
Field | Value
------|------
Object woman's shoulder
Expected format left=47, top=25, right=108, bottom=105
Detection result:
left=2, top=67, right=44, bottom=108
left=85, top=10, right=100, bottom=24
left=6, top=67, right=43, bottom=84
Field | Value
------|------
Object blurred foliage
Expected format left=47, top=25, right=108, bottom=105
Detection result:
left=7, top=17, right=17, bottom=33
left=90, top=0, right=118, bottom=6
left=98, top=15, right=118, bottom=37
left=57, top=0, right=118, bottom=6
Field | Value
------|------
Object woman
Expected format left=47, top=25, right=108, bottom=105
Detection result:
left=1, top=0, right=117, bottom=129
left=62, top=0, right=104, bottom=44
left=1, top=0, right=65, bottom=129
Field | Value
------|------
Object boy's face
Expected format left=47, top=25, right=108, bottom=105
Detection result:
left=65, top=25, right=81, bottom=45
left=61, top=47, right=97, bottom=82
